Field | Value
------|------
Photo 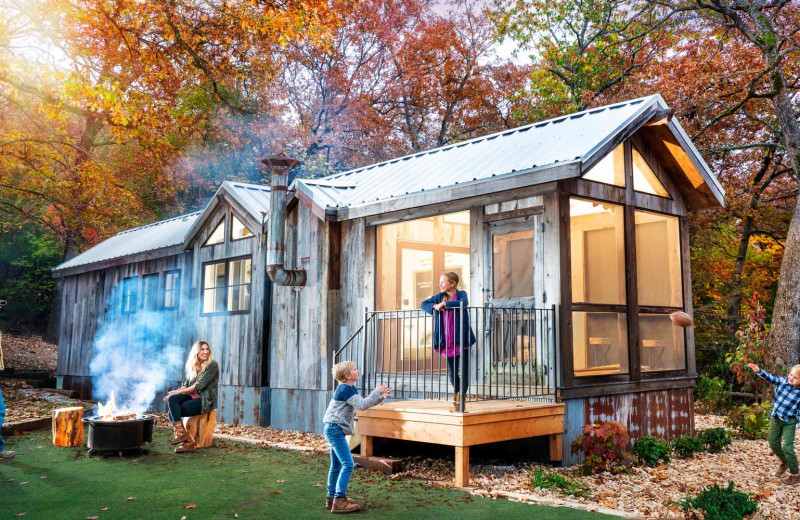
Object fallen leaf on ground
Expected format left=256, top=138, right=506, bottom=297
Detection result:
left=276, top=479, right=286, bottom=483
left=126, top=497, right=135, bottom=501
left=86, top=516, right=99, bottom=519
left=101, top=508, right=108, bottom=511
left=15, top=514, right=26, bottom=517
left=313, top=483, right=324, bottom=487
left=185, top=504, right=196, bottom=509
left=19, top=482, right=28, bottom=485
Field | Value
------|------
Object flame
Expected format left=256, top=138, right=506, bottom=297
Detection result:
left=98, top=392, right=116, bottom=420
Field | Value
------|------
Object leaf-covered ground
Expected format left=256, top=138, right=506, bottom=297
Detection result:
left=206, top=415, right=800, bottom=520
left=0, top=429, right=614, bottom=520
left=1, top=333, right=58, bottom=375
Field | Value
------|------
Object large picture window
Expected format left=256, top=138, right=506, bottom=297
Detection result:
left=202, top=257, right=252, bottom=314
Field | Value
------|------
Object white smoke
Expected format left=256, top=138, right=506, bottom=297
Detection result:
left=90, top=285, right=190, bottom=416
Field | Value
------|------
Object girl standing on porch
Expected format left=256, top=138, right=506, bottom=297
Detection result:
left=421, top=272, right=477, bottom=407
left=163, top=340, right=219, bottom=453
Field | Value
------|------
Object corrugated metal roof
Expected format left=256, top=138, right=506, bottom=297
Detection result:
left=294, top=95, right=717, bottom=211
left=53, top=212, right=201, bottom=272
left=223, top=181, right=271, bottom=218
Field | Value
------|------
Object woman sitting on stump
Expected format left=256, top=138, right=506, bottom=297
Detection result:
left=163, top=340, right=219, bottom=453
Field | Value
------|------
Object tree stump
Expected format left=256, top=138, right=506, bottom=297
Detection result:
left=52, top=407, right=85, bottom=447
left=183, top=410, right=216, bottom=448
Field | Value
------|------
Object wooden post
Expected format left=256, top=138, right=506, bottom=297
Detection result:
left=549, top=433, right=563, bottom=461
left=361, top=435, right=373, bottom=457
left=183, top=410, right=216, bottom=448
left=455, top=446, right=470, bottom=487
left=52, top=407, right=84, bottom=447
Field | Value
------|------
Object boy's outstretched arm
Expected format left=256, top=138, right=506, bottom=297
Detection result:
left=748, top=363, right=781, bottom=384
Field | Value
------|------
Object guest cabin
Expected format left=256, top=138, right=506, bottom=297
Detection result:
left=53, top=94, right=724, bottom=463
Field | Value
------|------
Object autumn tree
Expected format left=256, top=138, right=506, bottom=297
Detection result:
left=640, top=1, right=800, bottom=366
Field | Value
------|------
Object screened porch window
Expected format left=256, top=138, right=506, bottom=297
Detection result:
left=582, top=144, right=625, bottom=187
left=633, top=146, right=670, bottom=197
left=636, top=210, right=684, bottom=372
left=570, top=197, right=628, bottom=377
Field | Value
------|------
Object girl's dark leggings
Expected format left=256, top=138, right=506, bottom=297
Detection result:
left=446, top=354, right=470, bottom=395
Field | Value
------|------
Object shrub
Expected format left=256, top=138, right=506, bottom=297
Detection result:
left=672, top=434, right=705, bottom=458
left=726, top=295, right=777, bottom=399
left=694, top=374, right=731, bottom=413
left=726, top=402, right=771, bottom=440
left=632, top=436, right=671, bottom=467
left=529, top=468, right=591, bottom=498
left=570, top=421, right=633, bottom=475
left=680, top=481, right=758, bottom=520
left=697, top=427, right=733, bottom=453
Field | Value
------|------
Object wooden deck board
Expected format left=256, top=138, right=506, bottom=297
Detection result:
left=357, top=399, right=565, bottom=487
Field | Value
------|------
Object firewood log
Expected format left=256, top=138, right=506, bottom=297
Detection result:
left=52, top=407, right=85, bottom=447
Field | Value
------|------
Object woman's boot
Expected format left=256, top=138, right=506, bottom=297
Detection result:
left=170, top=421, right=191, bottom=445
left=175, top=439, right=196, bottom=453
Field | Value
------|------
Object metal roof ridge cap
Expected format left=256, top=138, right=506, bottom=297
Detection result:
left=115, top=210, right=201, bottom=236
left=579, top=95, right=663, bottom=166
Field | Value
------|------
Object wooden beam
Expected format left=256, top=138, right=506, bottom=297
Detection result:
left=455, top=446, right=470, bottom=487
left=362, top=182, right=558, bottom=227
left=549, top=433, right=563, bottom=461
left=335, top=163, right=579, bottom=222
left=361, top=435, right=373, bottom=457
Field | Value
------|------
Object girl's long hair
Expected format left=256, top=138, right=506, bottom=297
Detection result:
left=185, top=340, right=214, bottom=381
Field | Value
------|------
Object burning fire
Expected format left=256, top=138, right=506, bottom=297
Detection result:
left=96, top=392, right=135, bottom=421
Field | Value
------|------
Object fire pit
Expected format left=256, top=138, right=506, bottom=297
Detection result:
left=81, top=393, right=154, bottom=454
left=82, top=415, right=155, bottom=454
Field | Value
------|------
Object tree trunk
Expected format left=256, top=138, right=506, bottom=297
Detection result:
left=764, top=63, right=800, bottom=367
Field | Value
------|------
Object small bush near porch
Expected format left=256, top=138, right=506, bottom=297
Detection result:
left=1, top=429, right=614, bottom=520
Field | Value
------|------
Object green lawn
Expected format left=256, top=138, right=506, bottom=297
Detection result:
left=0, top=429, right=615, bottom=519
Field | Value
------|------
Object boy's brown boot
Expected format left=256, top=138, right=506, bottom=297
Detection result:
left=170, top=421, right=191, bottom=445
left=325, top=497, right=334, bottom=510
left=781, top=474, right=800, bottom=486
left=776, top=461, right=789, bottom=477
left=331, top=497, right=360, bottom=513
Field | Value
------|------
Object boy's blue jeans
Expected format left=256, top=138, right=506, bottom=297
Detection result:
left=324, top=423, right=354, bottom=499
left=0, top=385, right=6, bottom=452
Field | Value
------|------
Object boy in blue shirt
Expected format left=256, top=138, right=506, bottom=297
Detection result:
left=323, top=361, right=391, bottom=513
left=748, top=363, right=800, bottom=485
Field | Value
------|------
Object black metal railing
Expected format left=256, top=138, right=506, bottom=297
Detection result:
left=333, top=304, right=558, bottom=412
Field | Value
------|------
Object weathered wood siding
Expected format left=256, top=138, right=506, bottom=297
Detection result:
left=190, top=203, right=269, bottom=388
left=56, top=251, right=194, bottom=395
left=269, top=202, right=329, bottom=392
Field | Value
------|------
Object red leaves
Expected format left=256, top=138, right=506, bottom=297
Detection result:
left=571, top=420, right=633, bottom=475
left=185, top=504, right=197, bottom=509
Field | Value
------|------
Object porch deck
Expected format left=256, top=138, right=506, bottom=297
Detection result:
left=356, top=399, right=564, bottom=487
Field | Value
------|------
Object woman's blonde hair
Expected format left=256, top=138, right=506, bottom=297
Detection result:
left=790, top=364, right=800, bottom=377
left=332, top=360, right=356, bottom=383
left=185, top=340, right=214, bottom=380
left=442, top=271, right=459, bottom=287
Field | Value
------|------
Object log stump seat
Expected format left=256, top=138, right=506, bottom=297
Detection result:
left=52, top=406, right=85, bottom=447
left=182, top=409, right=216, bottom=448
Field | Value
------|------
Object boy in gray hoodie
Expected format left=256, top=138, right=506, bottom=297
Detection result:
left=322, top=361, right=391, bottom=513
